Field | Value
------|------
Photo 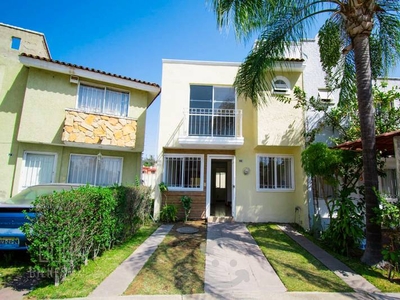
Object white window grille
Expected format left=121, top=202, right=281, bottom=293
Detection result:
left=163, top=155, right=204, bottom=191
left=77, top=84, right=129, bottom=117
left=257, top=154, right=294, bottom=191
left=67, top=154, right=122, bottom=186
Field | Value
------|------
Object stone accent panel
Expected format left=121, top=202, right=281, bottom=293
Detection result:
left=62, top=109, right=137, bottom=149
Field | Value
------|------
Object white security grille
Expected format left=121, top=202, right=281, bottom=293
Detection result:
left=164, top=156, right=202, bottom=190
left=258, top=155, right=293, bottom=190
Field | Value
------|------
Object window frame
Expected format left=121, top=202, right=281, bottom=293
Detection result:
left=272, top=76, right=290, bottom=95
left=11, top=36, right=21, bottom=50
left=19, top=151, right=58, bottom=192
left=256, top=154, right=295, bottom=192
left=67, top=153, right=123, bottom=186
left=163, top=154, right=204, bottom=191
left=76, top=81, right=130, bottom=117
left=379, top=168, right=398, bottom=200
left=189, top=85, right=237, bottom=110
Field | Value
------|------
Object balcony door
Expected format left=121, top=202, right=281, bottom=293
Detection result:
left=189, top=85, right=236, bottom=137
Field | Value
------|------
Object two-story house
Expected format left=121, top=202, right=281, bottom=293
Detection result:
left=0, top=23, right=160, bottom=199
left=155, top=59, right=309, bottom=226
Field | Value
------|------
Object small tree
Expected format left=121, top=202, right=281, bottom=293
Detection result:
left=180, top=196, right=192, bottom=222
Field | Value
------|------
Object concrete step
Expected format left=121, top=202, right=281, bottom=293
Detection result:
left=207, top=216, right=234, bottom=223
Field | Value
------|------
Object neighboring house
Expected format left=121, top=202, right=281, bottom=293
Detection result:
left=156, top=59, right=309, bottom=226
left=300, top=38, right=400, bottom=226
left=0, top=23, right=160, bottom=199
left=142, top=165, right=157, bottom=189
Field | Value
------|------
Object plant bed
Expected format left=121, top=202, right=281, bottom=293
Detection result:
left=124, top=220, right=206, bottom=295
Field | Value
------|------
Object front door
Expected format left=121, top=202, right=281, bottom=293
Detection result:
left=207, top=156, right=235, bottom=217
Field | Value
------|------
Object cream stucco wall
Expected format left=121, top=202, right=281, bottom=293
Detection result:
left=158, top=59, right=308, bottom=227
left=158, top=61, right=240, bottom=152
left=256, top=72, right=304, bottom=146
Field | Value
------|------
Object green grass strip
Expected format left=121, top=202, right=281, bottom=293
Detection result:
left=248, top=223, right=353, bottom=292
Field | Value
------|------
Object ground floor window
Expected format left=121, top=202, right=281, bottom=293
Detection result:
left=163, top=154, right=204, bottom=191
left=20, top=152, right=57, bottom=190
left=68, top=154, right=122, bottom=186
left=256, top=154, right=294, bottom=191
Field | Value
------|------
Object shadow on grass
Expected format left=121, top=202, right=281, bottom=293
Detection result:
left=125, top=221, right=206, bottom=295
left=0, top=251, right=40, bottom=292
left=248, top=224, right=352, bottom=292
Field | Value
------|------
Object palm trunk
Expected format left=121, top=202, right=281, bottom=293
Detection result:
left=353, top=33, right=382, bottom=265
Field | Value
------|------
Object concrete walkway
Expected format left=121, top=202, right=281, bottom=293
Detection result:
left=89, top=224, right=173, bottom=297
left=204, top=222, right=286, bottom=298
left=279, top=224, right=380, bottom=294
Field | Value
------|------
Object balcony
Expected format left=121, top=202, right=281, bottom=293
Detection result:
left=178, top=108, right=244, bottom=149
left=61, top=109, right=137, bottom=150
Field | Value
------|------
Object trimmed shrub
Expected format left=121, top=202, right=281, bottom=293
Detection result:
left=22, top=184, right=152, bottom=285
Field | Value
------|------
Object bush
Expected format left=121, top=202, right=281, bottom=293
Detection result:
left=159, top=204, right=177, bottom=223
left=22, top=184, right=153, bottom=285
left=321, top=190, right=364, bottom=255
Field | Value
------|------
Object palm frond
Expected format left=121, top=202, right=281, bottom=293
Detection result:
left=233, top=1, right=338, bottom=105
left=373, top=11, right=400, bottom=76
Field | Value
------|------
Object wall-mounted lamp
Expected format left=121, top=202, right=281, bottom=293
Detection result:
left=243, top=167, right=250, bottom=175
left=97, top=152, right=102, bottom=162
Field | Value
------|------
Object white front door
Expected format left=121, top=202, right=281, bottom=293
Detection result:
left=206, top=155, right=235, bottom=218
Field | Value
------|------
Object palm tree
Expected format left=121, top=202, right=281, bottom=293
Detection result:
left=211, top=0, right=400, bottom=265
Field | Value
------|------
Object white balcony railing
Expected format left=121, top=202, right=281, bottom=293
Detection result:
left=181, top=108, right=243, bottom=138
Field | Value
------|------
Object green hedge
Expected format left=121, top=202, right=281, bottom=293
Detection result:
left=22, top=185, right=152, bottom=285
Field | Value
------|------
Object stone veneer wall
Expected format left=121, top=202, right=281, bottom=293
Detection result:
left=62, top=109, right=137, bottom=148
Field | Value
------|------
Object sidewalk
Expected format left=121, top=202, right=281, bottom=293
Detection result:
left=3, top=222, right=400, bottom=300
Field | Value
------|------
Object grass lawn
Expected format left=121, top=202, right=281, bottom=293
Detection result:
left=23, top=225, right=157, bottom=299
left=248, top=223, right=353, bottom=292
left=124, top=220, right=206, bottom=295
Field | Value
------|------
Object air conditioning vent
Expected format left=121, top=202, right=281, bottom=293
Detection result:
left=70, top=75, right=79, bottom=84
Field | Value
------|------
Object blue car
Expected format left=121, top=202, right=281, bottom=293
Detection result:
left=0, top=184, right=83, bottom=250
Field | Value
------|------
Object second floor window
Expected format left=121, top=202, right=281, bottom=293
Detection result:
left=189, top=85, right=236, bottom=136
left=78, top=84, right=129, bottom=117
